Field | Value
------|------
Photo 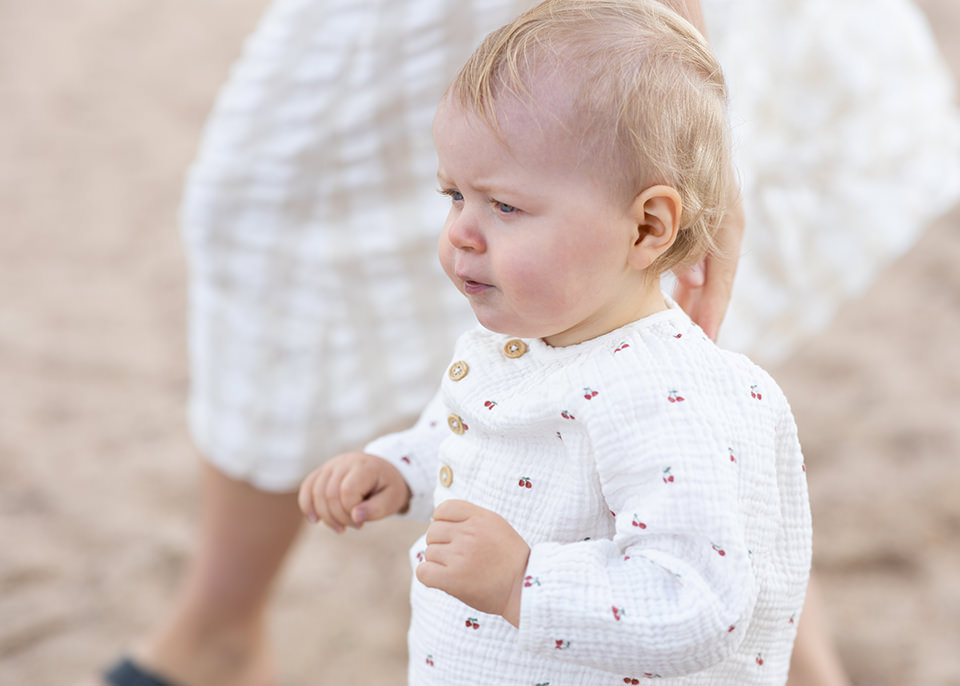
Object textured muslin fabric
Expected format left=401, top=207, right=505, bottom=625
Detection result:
left=364, top=300, right=812, bottom=684
left=182, top=0, right=960, bottom=490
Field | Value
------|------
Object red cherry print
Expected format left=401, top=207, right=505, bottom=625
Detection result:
left=612, top=605, right=624, bottom=621
left=519, top=477, right=532, bottom=488
left=401, top=455, right=411, bottom=464
left=425, top=654, right=435, bottom=666
left=614, top=342, right=631, bottom=353
left=662, top=467, right=674, bottom=484
left=583, top=387, right=599, bottom=399
left=667, top=390, right=685, bottom=403
left=555, top=639, right=570, bottom=650
left=712, top=543, right=726, bottom=556
left=756, top=654, right=764, bottom=666
left=465, top=619, right=472, bottom=628
left=484, top=400, right=497, bottom=410
left=519, top=479, right=525, bottom=487
left=728, top=625, right=735, bottom=632
left=750, top=384, right=763, bottom=400
left=632, top=514, right=647, bottom=529
left=674, top=333, right=683, bottom=338
left=561, top=410, right=575, bottom=420
left=668, top=396, right=676, bottom=403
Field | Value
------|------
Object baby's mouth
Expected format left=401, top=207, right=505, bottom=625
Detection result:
left=462, top=279, right=492, bottom=295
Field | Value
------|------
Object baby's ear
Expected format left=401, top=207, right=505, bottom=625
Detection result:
left=627, top=185, right=682, bottom=271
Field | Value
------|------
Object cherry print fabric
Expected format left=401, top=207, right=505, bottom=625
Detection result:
left=366, top=298, right=812, bottom=684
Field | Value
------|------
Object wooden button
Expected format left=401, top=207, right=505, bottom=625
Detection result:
left=448, top=360, right=469, bottom=381
left=503, top=339, right=528, bottom=358
left=438, top=464, right=453, bottom=488
left=447, top=414, right=466, bottom=435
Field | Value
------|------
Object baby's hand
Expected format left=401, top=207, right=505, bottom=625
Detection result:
left=417, top=500, right=530, bottom=627
left=298, top=452, right=411, bottom=533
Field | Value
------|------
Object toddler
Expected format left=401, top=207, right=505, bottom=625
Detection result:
left=299, top=0, right=811, bottom=683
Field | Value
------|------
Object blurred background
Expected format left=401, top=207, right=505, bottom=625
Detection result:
left=0, top=1, right=958, bottom=684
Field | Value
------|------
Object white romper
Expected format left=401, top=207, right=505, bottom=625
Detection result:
left=366, top=302, right=812, bottom=685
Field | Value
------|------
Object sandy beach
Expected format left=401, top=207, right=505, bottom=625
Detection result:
left=1, top=1, right=958, bottom=684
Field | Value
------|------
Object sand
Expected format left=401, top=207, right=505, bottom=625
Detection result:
left=1, top=1, right=958, bottom=684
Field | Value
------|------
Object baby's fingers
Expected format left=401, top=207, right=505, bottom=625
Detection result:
left=298, top=470, right=323, bottom=523
left=319, top=463, right=355, bottom=532
left=415, top=558, right=451, bottom=594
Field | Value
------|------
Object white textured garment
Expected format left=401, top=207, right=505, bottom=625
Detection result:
left=182, top=0, right=960, bottom=490
left=365, top=301, right=812, bottom=685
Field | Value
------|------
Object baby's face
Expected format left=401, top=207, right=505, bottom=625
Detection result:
left=434, top=95, right=652, bottom=346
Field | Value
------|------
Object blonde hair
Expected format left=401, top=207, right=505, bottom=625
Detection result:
left=448, top=0, right=732, bottom=273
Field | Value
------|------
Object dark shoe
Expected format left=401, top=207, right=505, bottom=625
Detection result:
left=103, top=657, right=181, bottom=686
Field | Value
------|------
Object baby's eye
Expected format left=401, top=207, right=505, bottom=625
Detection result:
left=438, top=188, right=463, bottom=202
left=495, top=201, right=517, bottom=214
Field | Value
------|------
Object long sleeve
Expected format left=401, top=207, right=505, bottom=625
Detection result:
left=516, top=366, right=765, bottom=676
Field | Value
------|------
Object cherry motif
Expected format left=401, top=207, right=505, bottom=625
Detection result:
left=662, top=467, right=675, bottom=484
left=555, top=640, right=570, bottom=650
left=631, top=515, right=647, bottom=529
left=667, top=390, right=685, bottom=403
left=614, top=342, right=631, bottom=353
left=728, top=447, right=736, bottom=463
left=711, top=543, right=726, bottom=556
left=483, top=400, right=497, bottom=410
left=756, top=654, right=764, bottom=666
left=612, top=605, right=625, bottom=621
left=624, top=679, right=640, bottom=685
left=425, top=655, right=435, bottom=667
left=465, top=617, right=479, bottom=630
left=674, top=333, right=683, bottom=338
left=583, top=387, right=599, bottom=399
left=518, top=477, right=533, bottom=489
left=400, top=456, right=411, bottom=464
left=728, top=625, right=736, bottom=633
left=750, top=384, right=763, bottom=400
left=561, top=410, right=575, bottom=420
left=523, top=575, right=541, bottom=588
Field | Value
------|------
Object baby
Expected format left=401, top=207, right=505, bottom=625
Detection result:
left=300, top=0, right=811, bottom=683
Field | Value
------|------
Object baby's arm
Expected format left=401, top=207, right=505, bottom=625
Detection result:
left=517, top=381, right=767, bottom=677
